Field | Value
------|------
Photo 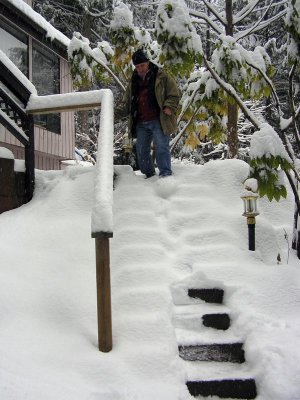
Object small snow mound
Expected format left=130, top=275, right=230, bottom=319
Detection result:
left=155, top=175, right=178, bottom=198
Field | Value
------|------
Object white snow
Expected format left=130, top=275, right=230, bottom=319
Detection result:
left=14, top=159, right=25, bottom=172
left=0, top=146, right=14, bottom=159
left=0, top=159, right=299, bottom=400
left=26, top=90, right=108, bottom=113
left=110, top=2, right=134, bottom=31
left=156, top=0, right=202, bottom=55
left=0, top=49, right=37, bottom=96
left=91, top=89, right=114, bottom=235
left=250, top=123, right=292, bottom=163
left=0, top=148, right=25, bottom=171
left=6, top=0, right=70, bottom=47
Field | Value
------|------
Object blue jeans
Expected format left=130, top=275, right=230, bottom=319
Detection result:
left=136, top=119, right=172, bottom=177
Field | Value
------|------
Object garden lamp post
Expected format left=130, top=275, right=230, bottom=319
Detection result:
left=241, top=180, right=259, bottom=251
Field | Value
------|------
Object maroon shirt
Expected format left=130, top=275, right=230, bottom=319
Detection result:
left=137, top=73, right=160, bottom=122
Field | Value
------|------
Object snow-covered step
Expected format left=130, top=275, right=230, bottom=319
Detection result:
left=183, top=360, right=257, bottom=399
left=188, top=288, right=224, bottom=303
left=179, top=342, right=245, bottom=363
left=171, top=283, right=226, bottom=306
left=174, top=303, right=230, bottom=316
left=202, top=313, right=231, bottom=330
left=186, top=378, right=257, bottom=399
left=183, top=359, right=254, bottom=381
left=175, top=323, right=241, bottom=344
left=173, top=303, right=231, bottom=330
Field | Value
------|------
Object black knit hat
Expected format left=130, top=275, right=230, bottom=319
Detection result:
left=132, top=49, right=149, bottom=65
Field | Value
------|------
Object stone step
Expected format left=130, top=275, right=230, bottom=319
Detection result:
left=188, top=288, right=224, bottom=304
left=186, top=378, right=257, bottom=399
left=202, top=313, right=231, bottom=330
left=179, top=343, right=245, bottom=363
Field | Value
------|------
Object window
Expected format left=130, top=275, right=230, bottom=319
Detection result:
left=0, top=19, right=61, bottom=134
left=0, top=22, right=28, bottom=77
left=32, top=42, right=61, bottom=134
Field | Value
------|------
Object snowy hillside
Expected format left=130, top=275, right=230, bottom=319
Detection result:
left=0, top=160, right=299, bottom=400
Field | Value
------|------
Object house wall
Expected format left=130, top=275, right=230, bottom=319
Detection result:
left=0, top=58, right=75, bottom=169
left=0, top=0, right=75, bottom=170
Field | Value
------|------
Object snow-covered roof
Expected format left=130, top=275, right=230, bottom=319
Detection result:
left=0, top=0, right=71, bottom=59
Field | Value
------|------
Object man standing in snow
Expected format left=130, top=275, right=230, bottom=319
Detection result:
left=116, top=49, right=180, bottom=178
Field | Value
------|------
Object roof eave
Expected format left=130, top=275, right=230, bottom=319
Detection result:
left=0, top=0, right=69, bottom=60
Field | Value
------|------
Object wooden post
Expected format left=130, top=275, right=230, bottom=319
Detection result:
left=95, top=235, right=112, bottom=352
left=24, top=115, right=35, bottom=202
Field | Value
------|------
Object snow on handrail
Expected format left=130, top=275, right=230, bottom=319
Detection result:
left=26, top=88, right=114, bottom=236
left=26, top=90, right=106, bottom=114
left=91, top=89, right=114, bottom=237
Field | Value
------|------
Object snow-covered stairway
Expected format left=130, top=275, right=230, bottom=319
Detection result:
left=173, top=286, right=257, bottom=399
left=110, top=166, right=184, bottom=399
left=165, top=164, right=258, bottom=399
left=111, top=163, right=258, bottom=399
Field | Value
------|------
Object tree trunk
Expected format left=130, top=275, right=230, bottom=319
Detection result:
left=77, top=10, right=93, bottom=143
left=227, top=102, right=239, bottom=158
left=225, top=0, right=239, bottom=158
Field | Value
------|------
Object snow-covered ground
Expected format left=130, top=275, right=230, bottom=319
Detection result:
left=0, top=159, right=299, bottom=400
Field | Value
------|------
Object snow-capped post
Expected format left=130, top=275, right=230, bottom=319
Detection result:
left=91, top=89, right=114, bottom=353
left=241, top=179, right=260, bottom=251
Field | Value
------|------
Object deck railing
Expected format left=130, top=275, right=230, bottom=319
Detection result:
left=27, top=89, right=115, bottom=352
left=0, top=57, right=35, bottom=202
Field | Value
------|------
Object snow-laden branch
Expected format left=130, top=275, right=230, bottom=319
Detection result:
left=88, top=8, right=108, bottom=18
left=285, top=170, right=300, bottom=216
left=235, top=1, right=274, bottom=40
left=288, top=61, right=300, bottom=146
left=235, top=9, right=287, bottom=41
left=189, top=10, right=223, bottom=35
left=234, top=0, right=287, bottom=24
left=170, top=106, right=200, bottom=152
left=244, top=59, right=282, bottom=116
left=46, top=2, right=80, bottom=17
left=68, top=36, right=125, bottom=92
left=202, top=0, right=226, bottom=26
left=203, top=57, right=260, bottom=129
left=177, top=84, right=199, bottom=125
left=252, top=0, right=288, bottom=15
left=282, top=105, right=300, bottom=131
left=233, top=0, right=261, bottom=24
left=90, top=51, right=125, bottom=92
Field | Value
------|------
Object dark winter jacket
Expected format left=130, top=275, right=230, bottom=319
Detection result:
left=115, top=62, right=180, bottom=138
